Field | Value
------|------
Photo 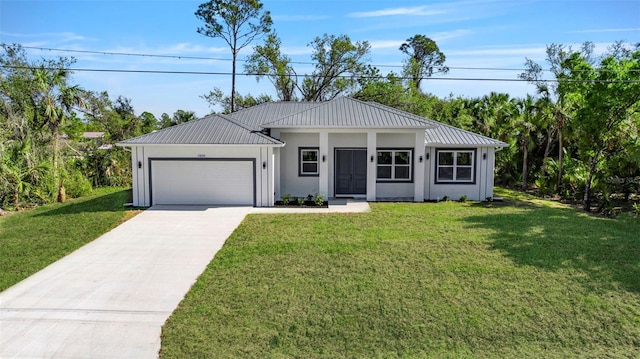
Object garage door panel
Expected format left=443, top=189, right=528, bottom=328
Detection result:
left=151, top=160, right=254, bottom=205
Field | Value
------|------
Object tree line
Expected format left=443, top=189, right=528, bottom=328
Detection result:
left=1, top=0, right=639, bottom=215
left=197, top=0, right=639, bottom=213
left=0, top=44, right=199, bottom=209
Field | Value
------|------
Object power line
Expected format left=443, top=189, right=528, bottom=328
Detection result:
left=19, top=45, right=540, bottom=72
left=19, top=45, right=640, bottom=74
left=3, top=64, right=640, bottom=84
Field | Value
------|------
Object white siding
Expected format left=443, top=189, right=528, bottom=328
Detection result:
left=129, top=145, right=274, bottom=207
left=424, top=146, right=496, bottom=201
left=151, top=160, right=253, bottom=205
left=279, top=133, right=320, bottom=197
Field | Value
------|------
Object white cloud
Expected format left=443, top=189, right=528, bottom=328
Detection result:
left=447, top=46, right=548, bottom=57
left=569, top=28, right=640, bottom=34
left=431, top=30, right=473, bottom=43
left=0, top=31, right=90, bottom=43
left=368, top=30, right=472, bottom=54
left=106, top=43, right=227, bottom=56
left=348, top=6, right=445, bottom=18
left=369, top=40, right=404, bottom=50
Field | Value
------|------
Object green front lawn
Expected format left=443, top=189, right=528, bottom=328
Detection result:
left=0, top=188, right=139, bottom=292
left=161, top=188, right=640, bottom=358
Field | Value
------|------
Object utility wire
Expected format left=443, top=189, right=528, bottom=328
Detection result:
left=3, top=64, right=640, bottom=83
left=19, top=45, right=540, bottom=72
left=19, top=45, right=640, bottom=73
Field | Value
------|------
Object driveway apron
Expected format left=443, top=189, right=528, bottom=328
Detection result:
left=0, top=205, right=252, bottom=359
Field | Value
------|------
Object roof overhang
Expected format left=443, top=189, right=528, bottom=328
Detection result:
left=263, top=125, right=436, bottom=130
left=115, top=142, right=285, bottom=148
left=425, top=142, right=509, bottom=148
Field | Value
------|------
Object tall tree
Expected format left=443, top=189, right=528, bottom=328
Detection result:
left=245, top=33, right=370, bottom=101
left=0, top=44, right=86, bottom=204
left=354, top=67, right=424, bottom=114
left=559, top=45, right=640, bottom=211
left=399, top=35, right=448, bottom=92
left=513, top=95, right=538, bottom=189
left=32, top=62, right=85, bottom=202
left=195, top=0, right=272, bottom=113
left=519, top=43, right=594, bottom=193
left=244, top=32, right=296, bottom=101
left=301, top=34, right=370, bottom=101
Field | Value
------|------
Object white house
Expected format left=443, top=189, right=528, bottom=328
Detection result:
left=117, top=97, right=507, bottom=207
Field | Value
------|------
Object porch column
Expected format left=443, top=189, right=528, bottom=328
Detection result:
left=319, top=131, right=329, bottom=197
left=414, top=130, right=426, bottom=202
left=273, top=147, right=281, bottom=200
left=367, top=131, right=377, bottom=201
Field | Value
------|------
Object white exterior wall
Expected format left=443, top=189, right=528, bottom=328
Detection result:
left=279, top=130, right=425, bottom=201
left=128, top=145, right=275, bottom=207
left=375, top=133, right=416, bottom=199
left=328, top=133, right=367, bottom=198
left=278, top=133, right=320, bottom=198
left=424, top=146, right=496, bottom=201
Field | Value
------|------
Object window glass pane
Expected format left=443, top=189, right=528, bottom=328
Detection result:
left=377, top=151, right=392, bottom=165
left=395, top=151, right=410, bottom=165
left=395, top=166, right=410, bottom=179
left=438, top=152, right=453, bottom=165
left=302, top=150, right=317, bottom=162
left=456, top=167, right=472, bottom=180
left=457, top=152, right=472, bottom=165
left=438, top=166, right=453, bottom=181
left=302, top=163, right=318, bottom=173
left=377, top=165, right=392, bottom=178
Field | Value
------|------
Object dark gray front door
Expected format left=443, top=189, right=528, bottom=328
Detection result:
left=335, top=149, right=367, bottom=195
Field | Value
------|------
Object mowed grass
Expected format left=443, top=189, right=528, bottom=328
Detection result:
left=161, top=188, right=640, bottom=358
left=0, top=188, right=139, bottom=292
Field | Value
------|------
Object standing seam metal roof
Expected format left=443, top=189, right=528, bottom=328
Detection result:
left=259, top=97, right=435, bottom=128
left=117, top=97, right=506, bottom=147
left=116, top=114, right=283, bottom=145
left=228, top=102, right=321, bottom=130
left=425, top=122, right=507, bottom=147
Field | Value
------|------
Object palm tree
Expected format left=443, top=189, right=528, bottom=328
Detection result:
left=32, top=65, right=85, bottom=201
left=513, top=95, right=538, bottom=189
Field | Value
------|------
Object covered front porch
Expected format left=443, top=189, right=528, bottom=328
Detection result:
left=271, top=128, right=427, bottom=202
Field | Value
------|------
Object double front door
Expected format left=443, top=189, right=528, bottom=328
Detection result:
left=335, top=149, right=367, bottom=195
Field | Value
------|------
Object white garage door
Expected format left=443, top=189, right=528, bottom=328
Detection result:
left=151, top=160, right=254, bottom=205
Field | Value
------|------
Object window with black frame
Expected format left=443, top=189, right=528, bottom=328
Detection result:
left=299, top=147, right=319, bottom=176
left=377, top=149, right=412, bottom=181
left=436, top=149, right=475, bottom=183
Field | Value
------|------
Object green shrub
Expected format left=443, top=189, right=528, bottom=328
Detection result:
left=63, top=169, right=93, bottom=199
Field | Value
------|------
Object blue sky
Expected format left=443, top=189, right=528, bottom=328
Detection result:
left=1, top=0, right=639, bottom=118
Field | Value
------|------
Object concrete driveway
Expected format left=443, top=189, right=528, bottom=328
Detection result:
left=0, top=205, right=252, bottom=359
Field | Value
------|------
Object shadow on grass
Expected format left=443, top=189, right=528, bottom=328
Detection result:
left=33, top=189, right=132, bottom=217
left=465, top=201, right=640, bottom=294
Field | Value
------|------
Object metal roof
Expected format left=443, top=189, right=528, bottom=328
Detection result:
left=116, top=114, right=284, bottom=146
left=117, top=97, right=505, bottom=147
left=228, top=102, right=321, bottom=130
left=260, top=97, right=436, bottom=129
left=425, top=122, right=508, bottom=147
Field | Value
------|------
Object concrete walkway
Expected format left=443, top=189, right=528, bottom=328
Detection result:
left=250, top=198, right=370, bottom=214
left=0, top=201, right=370, bottom=359
left=0, top=206, right=252, bottom=359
